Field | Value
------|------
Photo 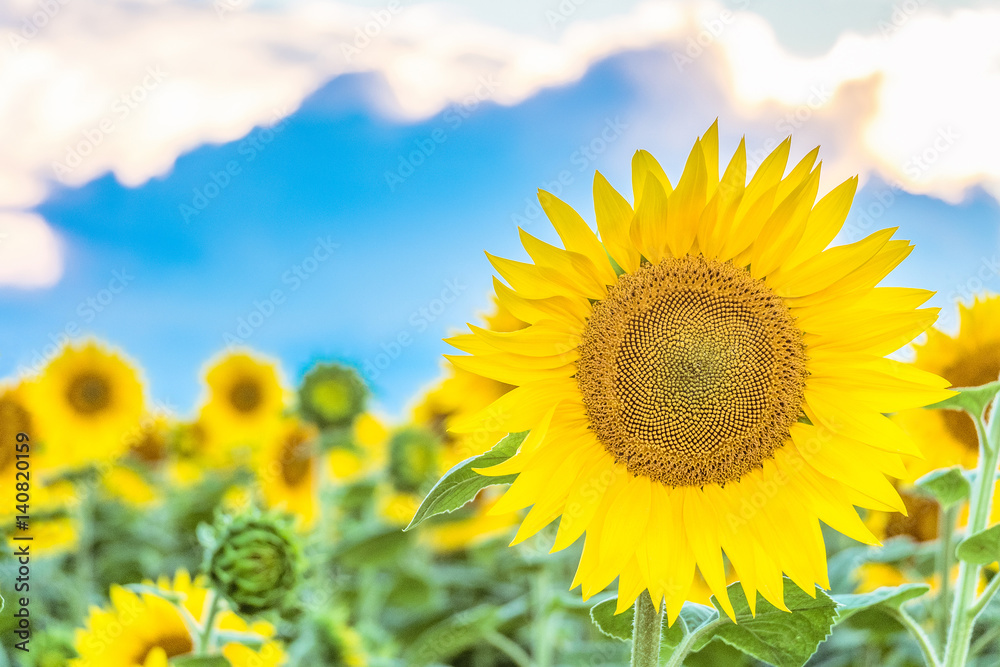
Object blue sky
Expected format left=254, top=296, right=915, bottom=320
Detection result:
left=2, top=0, right=999, bottom=416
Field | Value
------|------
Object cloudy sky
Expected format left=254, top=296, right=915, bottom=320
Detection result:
left=2, top=0, right=998, bottom=415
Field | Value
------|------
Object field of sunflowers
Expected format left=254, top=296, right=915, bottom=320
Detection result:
left=4, top=130, right=1000, bottom=667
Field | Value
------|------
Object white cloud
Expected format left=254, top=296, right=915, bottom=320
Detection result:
left=1, top=0, right=999, bottom=287
left=0, top=211, right=63, bottom=288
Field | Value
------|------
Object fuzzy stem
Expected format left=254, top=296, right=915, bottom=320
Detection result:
left=942, top=407, right=1000, bottom=667
left=631, top=591, right=663, bottom=667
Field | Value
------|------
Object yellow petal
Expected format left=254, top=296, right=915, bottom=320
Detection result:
left=594, top=171, right=640, bottom=273
left=538, top=189, right=617, bottom=284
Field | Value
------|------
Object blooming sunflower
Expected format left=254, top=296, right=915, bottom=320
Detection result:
left=257, top=419, right=319, bottom=526
left=449, top=122, right=952, bottom=621
left=29, top=341, right=144, bottom=467
left=71, top=570, right=284, bottom=667
left=199, top=351, right=286, bottom=460
left=895, top=295, right=1000, bottom=477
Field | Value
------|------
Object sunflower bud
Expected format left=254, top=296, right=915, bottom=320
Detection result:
left=201, top=509, right=301, bottom=615
left=298, top=363, right=367, bottom=431
left=387, top=427, right=441, bottom=494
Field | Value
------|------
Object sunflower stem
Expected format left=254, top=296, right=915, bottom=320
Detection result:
left=630, top=591, right=662, bottom=667
left=942, top=404, right=1000, bottom=667
left=890, top=607, right=941, bottom=667
left=197, top=590, right=223, bottom=655
left=935, top=503, right=958, bottom=652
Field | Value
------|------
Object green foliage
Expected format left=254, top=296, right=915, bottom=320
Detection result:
left=832, top=584, right=931, bottom=622
left=915, top=466, right=971, bottom=509
left=405, top=431, right=526, bottom=531
left=957, top=524, right=1000, bottom=565
left=589, top=597, right=633, bottom=641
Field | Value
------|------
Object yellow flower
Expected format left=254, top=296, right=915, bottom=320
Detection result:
left=29, top=341, right=145, bottom=468
left=199, top=350, right=286, bottom=461
left=450, top=121, right=952, bottom=621
left=895, top=295, right=1000, bottom=478
left=257, top=420, right=319, bottom=527
left=71, top=570, right=284, bottom=667
left=328, top=412, right=390, bottom=482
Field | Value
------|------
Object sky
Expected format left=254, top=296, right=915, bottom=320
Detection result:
left=2, top=0, right=999, bottom=416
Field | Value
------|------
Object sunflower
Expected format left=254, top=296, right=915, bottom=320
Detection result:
left=199, top=351, right=286, bottom=460
left=895, top=295, right=1000, bottom=478
left=29, top=341, right=144, bottom=467
left=449, top=122, right=952, bottom=621
left=71, top=570, right=284, bottom=667
left=257, top=419, right=319, bottom=526
left=858, top=487, right=1000, bottom=592
left=0, top=383, right=34, bottom=481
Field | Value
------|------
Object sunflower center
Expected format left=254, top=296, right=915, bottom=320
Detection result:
left=885, top=491, right=940, bottom=542
left=134, top=632, right=194, bottom=663
left=66, top=372, right=113, bottom=415
left=577, top=256, right=808, bottom=487
left=229, top=378, right=263, bottom=414
left=281, top=431, right=313, bottom=486
left=0, top=394, right=31, bottom=471
left=940, top=348, right=1000, bottom=453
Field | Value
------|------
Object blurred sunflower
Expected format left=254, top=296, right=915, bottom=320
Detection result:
left=414, top=299, right=526, bottom=470
left=410, top=300, right=526, bottom=549
left=453, top=122, right=951, bottom=620
left=298, top=362, right=367, bottom=430
left=0, top=383, right=34, bottom=480
left=895, top=295, right=1000, bottom=477
left=859, top=488, right=1000, bottom=592
left=71, top=570, right=284, bottom=667
left=257, top=419, right=319, bottom=526
left=30, top=341, right=144, bottom=467
left=199, top=351, right=286, bottom=460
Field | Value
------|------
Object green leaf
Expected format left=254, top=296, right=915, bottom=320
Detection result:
left=927, top=380, right=1000, bottom=416
left=661, top=602, right=718, bottom=653
left=831, top=583, right=931, bottom=623
left=957, top=524, right=1000, bottom=565
left=589, top=597, right=633, bottom=641
left=685, top=578, right=838, bottom=667
left=915, top=466, right=971, bottom=509
left=404, top=605, right=501, bottom=666
left=404, top=432, right=527, bottom=531
left=171, top=656, right=232, bottom=666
